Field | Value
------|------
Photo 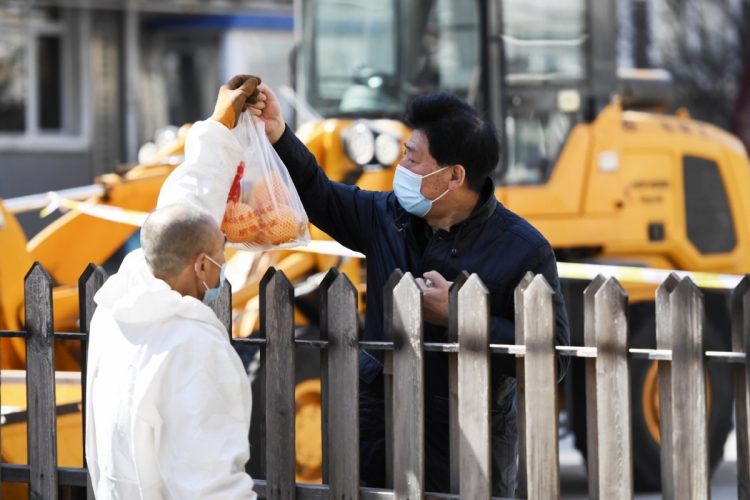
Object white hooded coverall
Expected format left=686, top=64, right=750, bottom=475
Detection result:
left=85, top=118, right=256, bottom=499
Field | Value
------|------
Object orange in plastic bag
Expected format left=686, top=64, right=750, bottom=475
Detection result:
left=220, top=113, right=310, bottom=249
left=251, top=171, right=292, bottom=209
left=259, top=205, right=308, bottom=245
left=222, top=201, right=261, bottom=243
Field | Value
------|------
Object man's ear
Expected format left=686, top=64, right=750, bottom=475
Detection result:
left=194, top=253, right=208, bottom=280
left=450, top=164, right=466, bottom=189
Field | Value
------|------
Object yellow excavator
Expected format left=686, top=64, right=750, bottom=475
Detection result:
left=289, top=0, right=750, bottom=491
left=2, top=0, right=750, bottom=494
left=2, top=97, right=748, bottom=494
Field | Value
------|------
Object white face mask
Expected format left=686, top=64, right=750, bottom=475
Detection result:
left=392, top=165, right=450, bottom=217
left=201, top=254, right=226, bottom=304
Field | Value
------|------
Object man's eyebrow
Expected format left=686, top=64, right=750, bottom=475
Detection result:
left=405, top=143, right=414, bottom=152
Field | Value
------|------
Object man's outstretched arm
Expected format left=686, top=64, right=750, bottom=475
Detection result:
left=249, top=83, right=382, bottom=254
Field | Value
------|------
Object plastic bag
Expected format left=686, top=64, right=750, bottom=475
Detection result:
left=220, top=112, right=310, bottom=250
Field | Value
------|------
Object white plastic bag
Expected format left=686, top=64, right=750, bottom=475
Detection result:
left=220, top=112, right=310, bottom=250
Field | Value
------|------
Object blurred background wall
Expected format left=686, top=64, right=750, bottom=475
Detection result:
left=0, top=0, right=293, bottom=236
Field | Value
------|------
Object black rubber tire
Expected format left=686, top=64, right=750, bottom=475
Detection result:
left=628, top=302, right=734, bottom=492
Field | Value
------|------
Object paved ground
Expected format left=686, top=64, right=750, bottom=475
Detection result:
left=560, top=430, right=740, bottom=498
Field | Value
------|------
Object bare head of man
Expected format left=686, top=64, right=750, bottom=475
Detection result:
left=141, top=204, right=226, bottom=301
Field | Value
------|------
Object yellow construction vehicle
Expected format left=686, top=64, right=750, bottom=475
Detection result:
left=290, top=0, right=750, bottom=491
left=1, top=0, right=748, bottom=493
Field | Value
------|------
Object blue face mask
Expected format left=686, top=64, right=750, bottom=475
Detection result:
left=202, top=254, right=226, bottom=305
left=392, top=165, right=451, bottom=217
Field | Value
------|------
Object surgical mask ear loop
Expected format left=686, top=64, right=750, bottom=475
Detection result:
left=199, top=254, right=225, bottom=304
left=424, top=166, right=451, bottom=204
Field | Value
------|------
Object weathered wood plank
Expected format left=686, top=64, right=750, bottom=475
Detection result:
left=209, top=278, right=233, bottom=336
left=593, top=278, right=632, bottom=499
left=78, top=263, right=107, bottom=500
left=389, top=272, right=424, bottom=499
left=582, top=274, right=606, bottom=498
left=661, top=277, right=709, bottom=499
left=247, top=345, right=267, bottom=479
left=520, top=274, right=558, bottom=499
left=447, top=271, right=470, bottom=495
left=457, top=274, right=491, bottom=499
left=321, top=270, right=360, bottom=499
left=732, top=275, right=750, bottom=500
left=319, top=268, right=339, bottom=485
left=25, top=263, right=58, bottom=500
left=261, top=268, right=296, bottom=499
left=655, top=273, right=681, bottom=499
left=383, top=269, right=404, bottom=490
left=514, top=271, right=534, bottom=499
left=246, top=265, right=266, bottom=480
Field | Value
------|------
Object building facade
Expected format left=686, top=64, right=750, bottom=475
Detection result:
left=0, top=0, right=292, bottom=235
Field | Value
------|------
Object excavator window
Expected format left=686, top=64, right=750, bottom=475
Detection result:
left=683, top=155, right=736, bottom=254
left=502, top=0, right=587, bottom=83
left=302, top=0, right=481, bottom=118
left=500, top=109, right=573, bottom=185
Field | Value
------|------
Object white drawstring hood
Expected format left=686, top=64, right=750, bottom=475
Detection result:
left=86, top=256, right=255, bottom=499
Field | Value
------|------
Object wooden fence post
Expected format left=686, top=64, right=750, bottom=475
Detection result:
left=456, top=274, right=491, bottom=499
left=383, top=269, right=404, bottom=489
left=584, top=277, right=632, bottom=499
left=448, top=271, right=470, bottom=495
left=520, top=274, right=558, bottom=499
left=260, top=268, right=296, bottom=499
left=78, top=264, right=107, bottom=500
left=655, top=273, right=680, bottom=498
left=209, top=279, right=233, bottom=336
left=320, top=269, right=359, bottom=499
left=514, top=271, right=534, bottom=499
left=25, top=263, right=58, bottom=500
left=732, top=275, right=750, bottom=500
left=319, top=269, right=337, bottom=485
left=657, top=276, right=709, bottom=499
left=582, top=274, right=606, bottom=497
left=388, top=272, right=424, bottom=499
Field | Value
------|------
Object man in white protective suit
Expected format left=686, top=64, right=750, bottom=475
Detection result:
left=85, top=75, right=261, bottom=500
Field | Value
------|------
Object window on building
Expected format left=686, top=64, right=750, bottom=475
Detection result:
left=0, top=6, right=85, bottom=145
left=683, top=156, right=736, bottom=254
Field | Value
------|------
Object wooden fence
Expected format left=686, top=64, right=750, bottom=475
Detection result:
left=1, top=263, right=749, bottom=499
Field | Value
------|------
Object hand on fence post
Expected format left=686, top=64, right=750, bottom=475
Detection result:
left=416, top=270, right=452, bottom=327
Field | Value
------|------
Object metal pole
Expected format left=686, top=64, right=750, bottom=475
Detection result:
left=124, top=3, right=140, bottom=163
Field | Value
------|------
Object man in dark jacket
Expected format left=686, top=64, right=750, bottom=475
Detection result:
left=249, top=81, right=569, bottom=496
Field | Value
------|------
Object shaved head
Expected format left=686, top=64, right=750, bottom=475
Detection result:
left=141, top=204, right=222, bottom=279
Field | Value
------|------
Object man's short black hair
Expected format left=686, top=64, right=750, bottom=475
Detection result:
left=404, top=93, right=500, bottom=192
